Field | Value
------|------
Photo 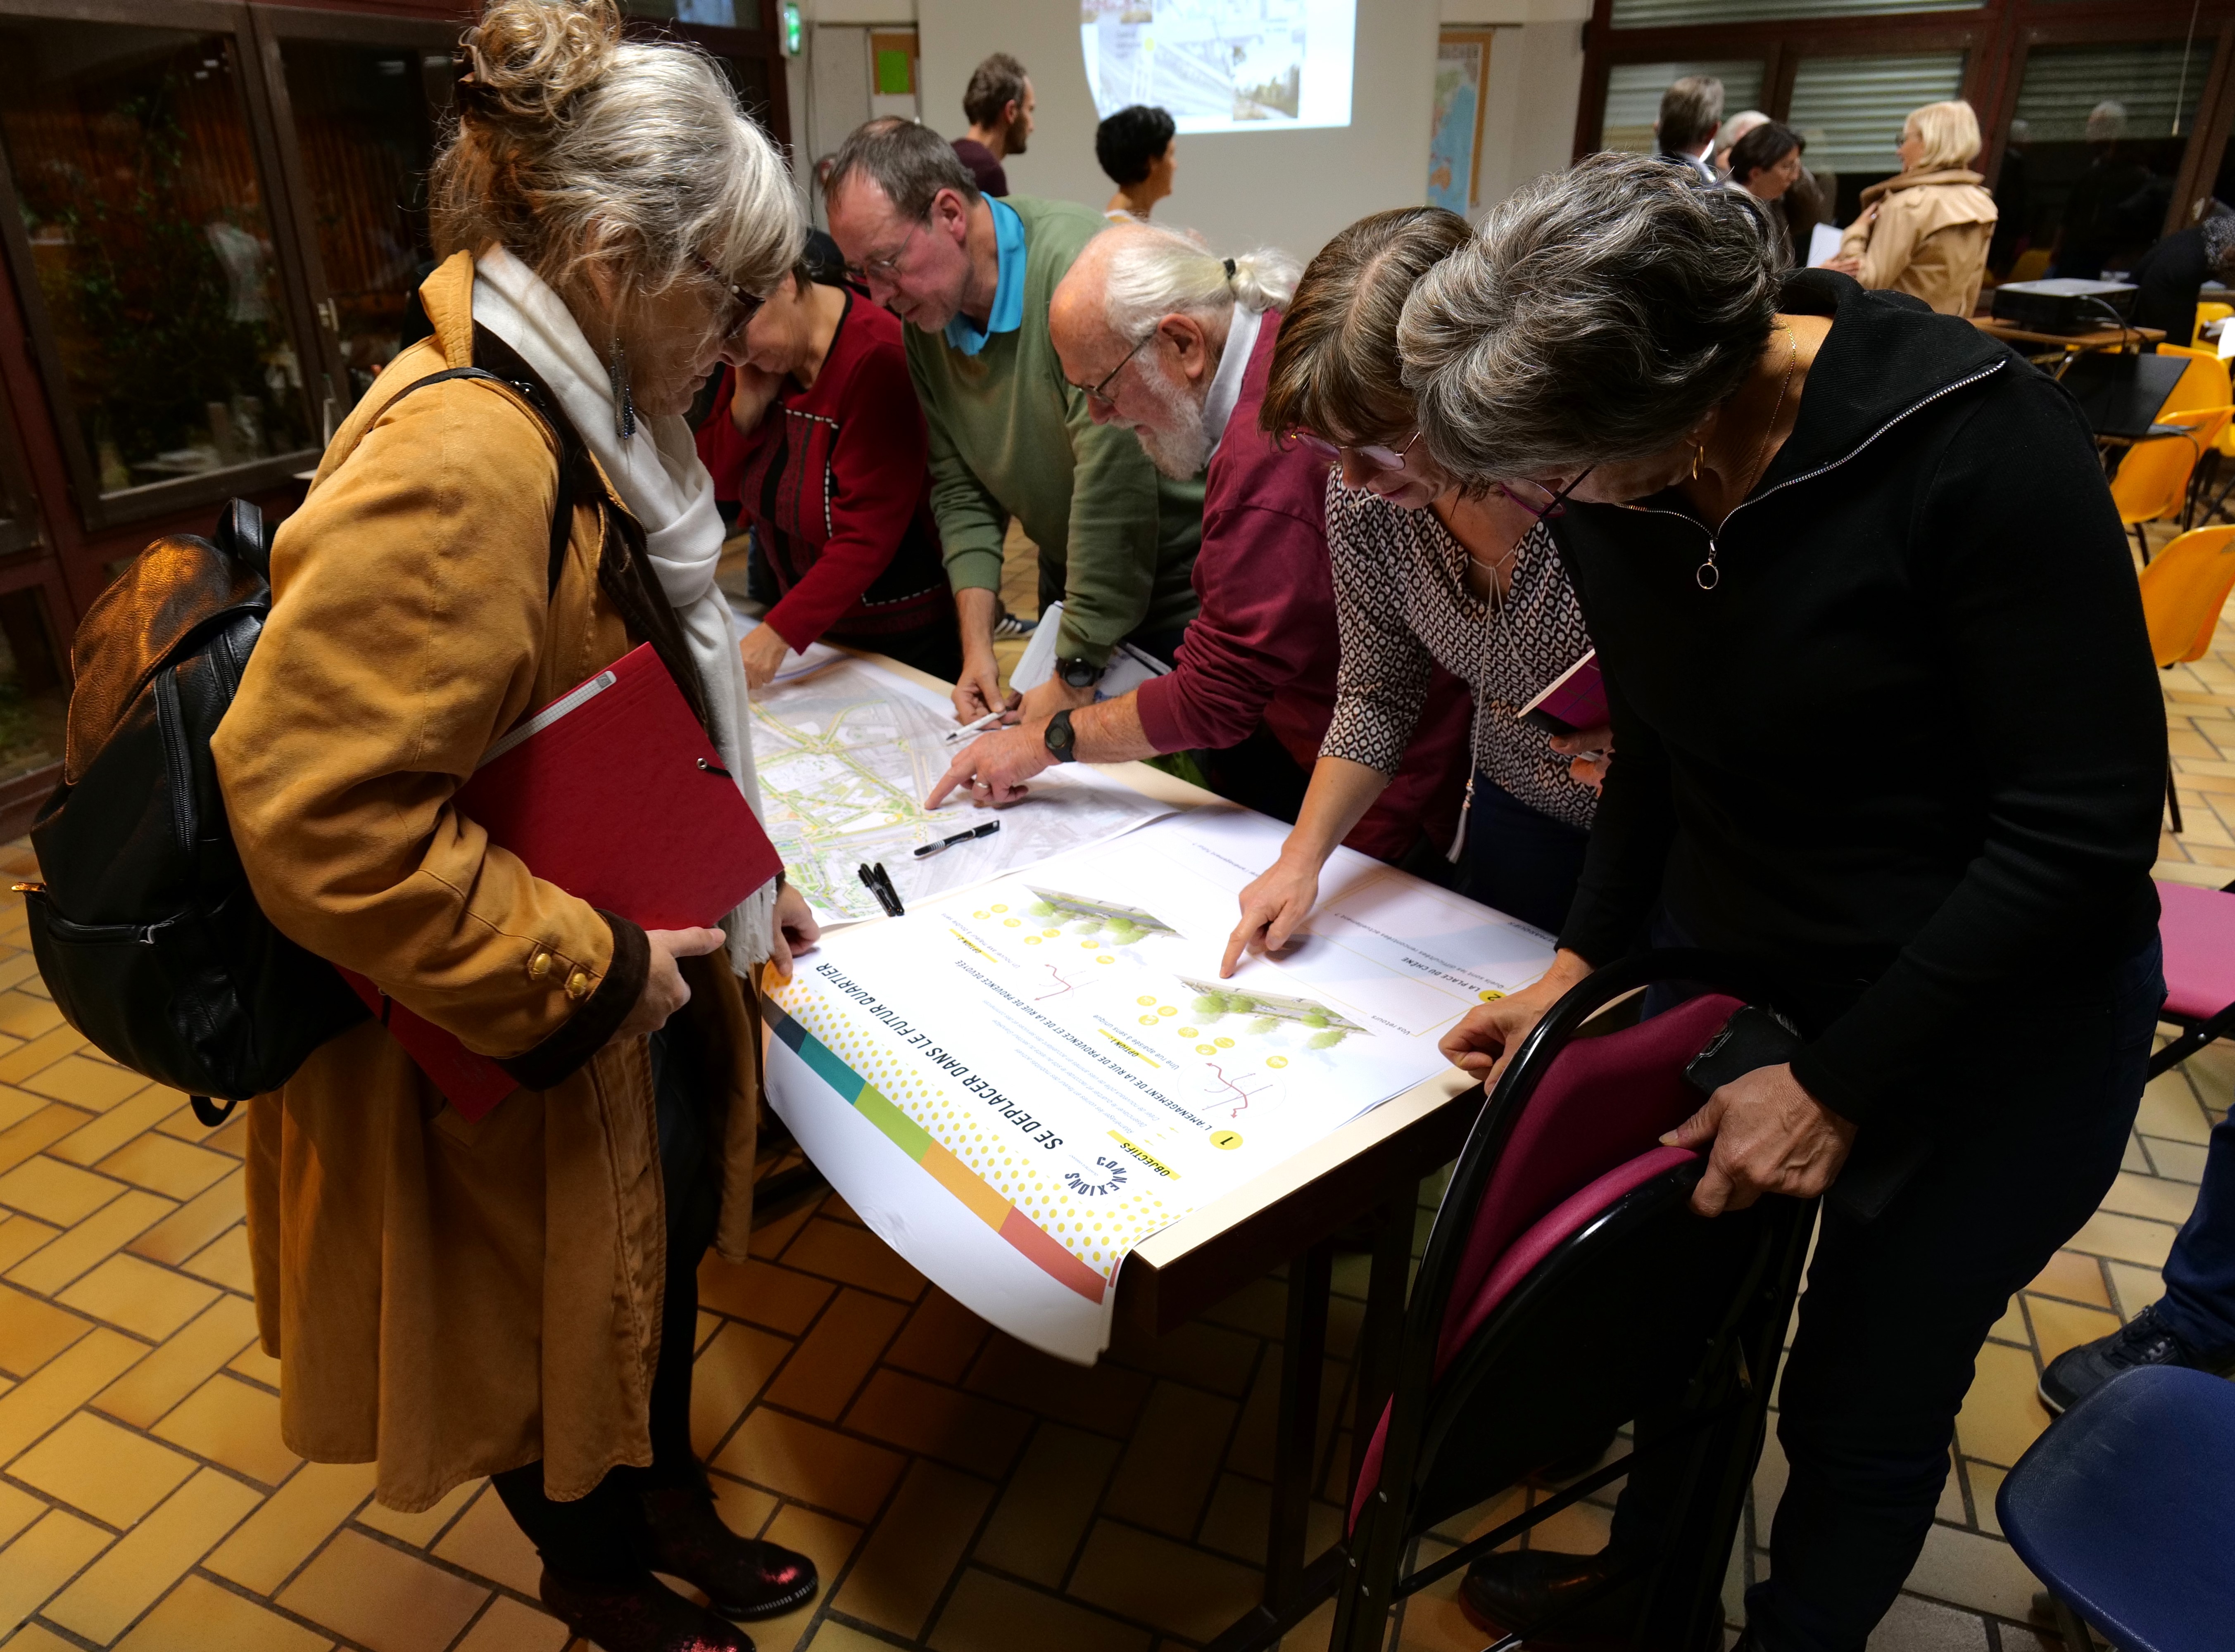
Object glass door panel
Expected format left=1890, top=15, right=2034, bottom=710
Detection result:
left=0, top=18, right=314, bottom=504
left=1997, top=41, right=2216, bottom=280
left=1786, top=51, right=1967, bottom=224
left=276, top=38, right=447, bottom=405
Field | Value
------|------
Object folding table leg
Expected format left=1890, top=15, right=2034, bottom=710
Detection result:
left=1267, top=1237, right=1335, bottom=1614
left=1351, top=1193, right=1417, bottom=1458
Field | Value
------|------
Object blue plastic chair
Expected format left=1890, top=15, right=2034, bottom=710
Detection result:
left=1995, top=1365, right=2235, bottom=1651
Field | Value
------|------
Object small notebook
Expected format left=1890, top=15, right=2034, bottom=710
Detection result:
left=340, top=643, right=782, bottom=1120
left=1519, top=650, right=1607, bottom=737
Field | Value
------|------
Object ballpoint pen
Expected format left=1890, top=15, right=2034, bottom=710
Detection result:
left=868, top=862, right=906, bottom=915
left=913, top=821, right=1002, bottom=858
left=941, top=709, right=1013, bottom=745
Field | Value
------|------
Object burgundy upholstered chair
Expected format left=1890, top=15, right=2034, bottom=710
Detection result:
left=1330, top=952, right=1816, bottom=1652
left=2151, top=878, right=2235, bottom=1080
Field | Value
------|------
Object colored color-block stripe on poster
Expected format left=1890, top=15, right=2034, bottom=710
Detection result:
left=764, top=1000, right=1106, bottom=1303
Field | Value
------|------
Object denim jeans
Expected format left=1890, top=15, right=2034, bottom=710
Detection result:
left=1458, top=774, right=1592, bottom=936
left=2156, top=1108, right=2235, bottom=1353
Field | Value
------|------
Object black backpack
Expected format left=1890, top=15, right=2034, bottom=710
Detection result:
left=23, top=347, right=580, bottom=1126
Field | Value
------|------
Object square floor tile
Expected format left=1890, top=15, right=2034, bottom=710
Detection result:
left=6, top=1408, right=197, bottom=1526
left=0, top=1507, right=112, bottom=1639
left=115, top=1573, right=333, bottom=1652
left=152, top=1372, right=301, bottom=1485
left=43, top=1464, right=262, bottom=1644
left=0, top=1156, right=124, bottom=1227
left=94, top=1130, right=235, bottom=1201
left=277, top=1527, right=489, bottom=1652
left=431, top=1483, right=545, bottom=1597
left=58, top=1251, right=221, bottom=1341
left=0, top=1283, right=91, bottom=1379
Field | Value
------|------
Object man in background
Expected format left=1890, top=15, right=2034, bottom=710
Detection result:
left=927, top=221, right=1469, bottom=858
left=953, top=52, right=1032, bottom=197
left=1655, top=75, right=1724, bottom=183
left=825, top=119, right=1203, bottom=724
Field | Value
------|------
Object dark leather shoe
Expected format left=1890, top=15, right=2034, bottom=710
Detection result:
left=640, top=1484, right=819, bottom=1621
left=2039, top=1302, right=2235, bottom=1415
left=1458, top=1550, right=1640, bottom=1648
left=539, top=1566, right=754, bottom=1652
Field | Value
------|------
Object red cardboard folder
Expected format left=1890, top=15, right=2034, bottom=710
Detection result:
left=339, top=643, right=781, bottom=1119
left=1518, top=650, right=1608, bottom=737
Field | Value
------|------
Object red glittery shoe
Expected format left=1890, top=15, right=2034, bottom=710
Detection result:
left=538, top=1567, right=754, bottom=1652
left=640, top=1485, right=820, bottom=1621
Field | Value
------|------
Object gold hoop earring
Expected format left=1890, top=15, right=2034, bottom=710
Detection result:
left=1691, top=441, right=1705, bottom=481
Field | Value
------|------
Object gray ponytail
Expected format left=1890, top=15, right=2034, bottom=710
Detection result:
left=1101, top=221, right=1303, bottom=343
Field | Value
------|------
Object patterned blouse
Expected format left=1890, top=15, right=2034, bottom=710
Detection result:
left=1319, top=474, right=1599, bottom=832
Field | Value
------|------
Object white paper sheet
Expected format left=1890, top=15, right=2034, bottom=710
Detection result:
left=763, top=808, right=1557, bottom=1361
left=1807, top=222, right=1843, bottom=269
left=747, top=656, right=1174, bottom=924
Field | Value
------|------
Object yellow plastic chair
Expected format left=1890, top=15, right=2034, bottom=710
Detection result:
left=2194, top=301, right=2233, bottom=349
left=2157, top=344, right=2233, bottom=416
left=2136, top=524, right=2235, bottom=831
left=2113, top=405, right=2234, bottom=560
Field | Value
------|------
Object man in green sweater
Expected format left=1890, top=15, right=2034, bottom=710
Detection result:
left=825, top=117, right=1203, bottom=722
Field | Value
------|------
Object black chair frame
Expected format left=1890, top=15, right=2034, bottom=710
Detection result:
left=1331, top=950, right=1819, bottom=1652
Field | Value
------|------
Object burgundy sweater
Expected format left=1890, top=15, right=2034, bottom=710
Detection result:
left=1135, top=313, right=1472, bottom=862
left=696, top=290, right=953, bottom=649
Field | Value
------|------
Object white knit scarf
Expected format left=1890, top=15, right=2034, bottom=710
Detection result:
left=471, top=246, right=774, bottom=973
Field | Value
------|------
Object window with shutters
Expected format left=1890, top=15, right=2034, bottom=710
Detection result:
left=1786, top=51, right=1967, bottom=223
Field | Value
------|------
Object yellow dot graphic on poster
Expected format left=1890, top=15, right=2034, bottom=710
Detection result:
left=991, top=904, right=1008, bottom=912
left=1004, top=918, right=1020, bottom=927
left=1179, top=1026, right=1198, bottom=1038
left=1158, top=1005, right=1177, bottom=1016
left=1137, top=996, right=1156, bottom=1006
left=1214, top=1037, right=1233, bottom=1048
left=1210, top=1130, right=1243, bottom=1149
left=1098, top=955, right=1114, bottom=964
left=1267, top=1055, right=1289, bottom=1068
left=1196, top=1043, right=1216, bottom=1055
left=1479, top=989, right=1504, bottom=1001
left=1025, top=936, right=1041, bottom=945
left=1138, top=1015, right=1158, bottom=1027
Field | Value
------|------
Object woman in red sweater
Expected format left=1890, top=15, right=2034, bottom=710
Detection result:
left=696, top=257, right=958, bottom=685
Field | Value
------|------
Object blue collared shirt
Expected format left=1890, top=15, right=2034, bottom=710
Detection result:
left=943, top=197, right=1027, bottom=356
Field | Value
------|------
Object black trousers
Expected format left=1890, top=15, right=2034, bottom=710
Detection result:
left=1607, top=935, right=2162, bottom=1651
left=492, top=1025, right=722, bottom=1581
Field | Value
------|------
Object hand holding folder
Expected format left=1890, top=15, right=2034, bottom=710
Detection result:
left=340, top=643, right=782, bottom=1118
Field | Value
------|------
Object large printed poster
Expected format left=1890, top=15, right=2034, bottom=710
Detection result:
left=764, top=809, right=1557, bottom=1361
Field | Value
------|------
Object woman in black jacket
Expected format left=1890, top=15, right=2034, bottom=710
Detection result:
left=1399, top=154, right=2166, bottom=1652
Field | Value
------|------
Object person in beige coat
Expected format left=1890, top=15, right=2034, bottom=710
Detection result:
left=208, top=4, right=823, bottom=1648
left=1829, top=99, right=1999, bottom=316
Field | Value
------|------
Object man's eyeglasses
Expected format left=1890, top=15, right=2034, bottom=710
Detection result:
left=1287, top=428, right=1422, bottom=474
left=693, top=255, right=766, bottom=340
left=842, top=220, right=925, bottom=288
left=1069, top=332, right=1152, bottom=406
left=1491, top=468, right=1595, bottom=521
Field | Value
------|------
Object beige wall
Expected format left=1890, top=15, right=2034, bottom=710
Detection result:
left=793, top=0, right=1589, bottom=256
left=913, top=0, right=1442, bottom=263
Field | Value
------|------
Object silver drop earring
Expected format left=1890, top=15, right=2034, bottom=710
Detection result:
left=607, top=335, right=636, bottom=440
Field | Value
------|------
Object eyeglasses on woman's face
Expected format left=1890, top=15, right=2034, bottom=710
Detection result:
left=1287, top=428, right=1423, bottom=474
left=693, top=254, right=766, bottom=341
left=1491, top=469, right=1595, bottom=521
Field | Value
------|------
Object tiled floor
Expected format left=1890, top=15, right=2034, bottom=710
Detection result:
left=0, top=534, right=2222, bottom=1651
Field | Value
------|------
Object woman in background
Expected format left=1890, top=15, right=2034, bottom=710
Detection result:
left=1728, top=119, right=1808, bottom=268
left=1828, top=99, right=1997, bottom=315
left=1097, top=103, right=1179, bottom=220
left=697, top=247, right=958, bottom=685
left=1224, top=207, right=1604, bottom=971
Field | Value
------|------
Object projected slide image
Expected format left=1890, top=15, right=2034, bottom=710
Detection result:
left=1080, top=0, right=1357, bottom=135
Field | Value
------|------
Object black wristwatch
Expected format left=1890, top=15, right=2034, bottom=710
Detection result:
left=1043, top=708, right=1077, bottom=763
left=1056, top=655, right=1103, bottom=689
